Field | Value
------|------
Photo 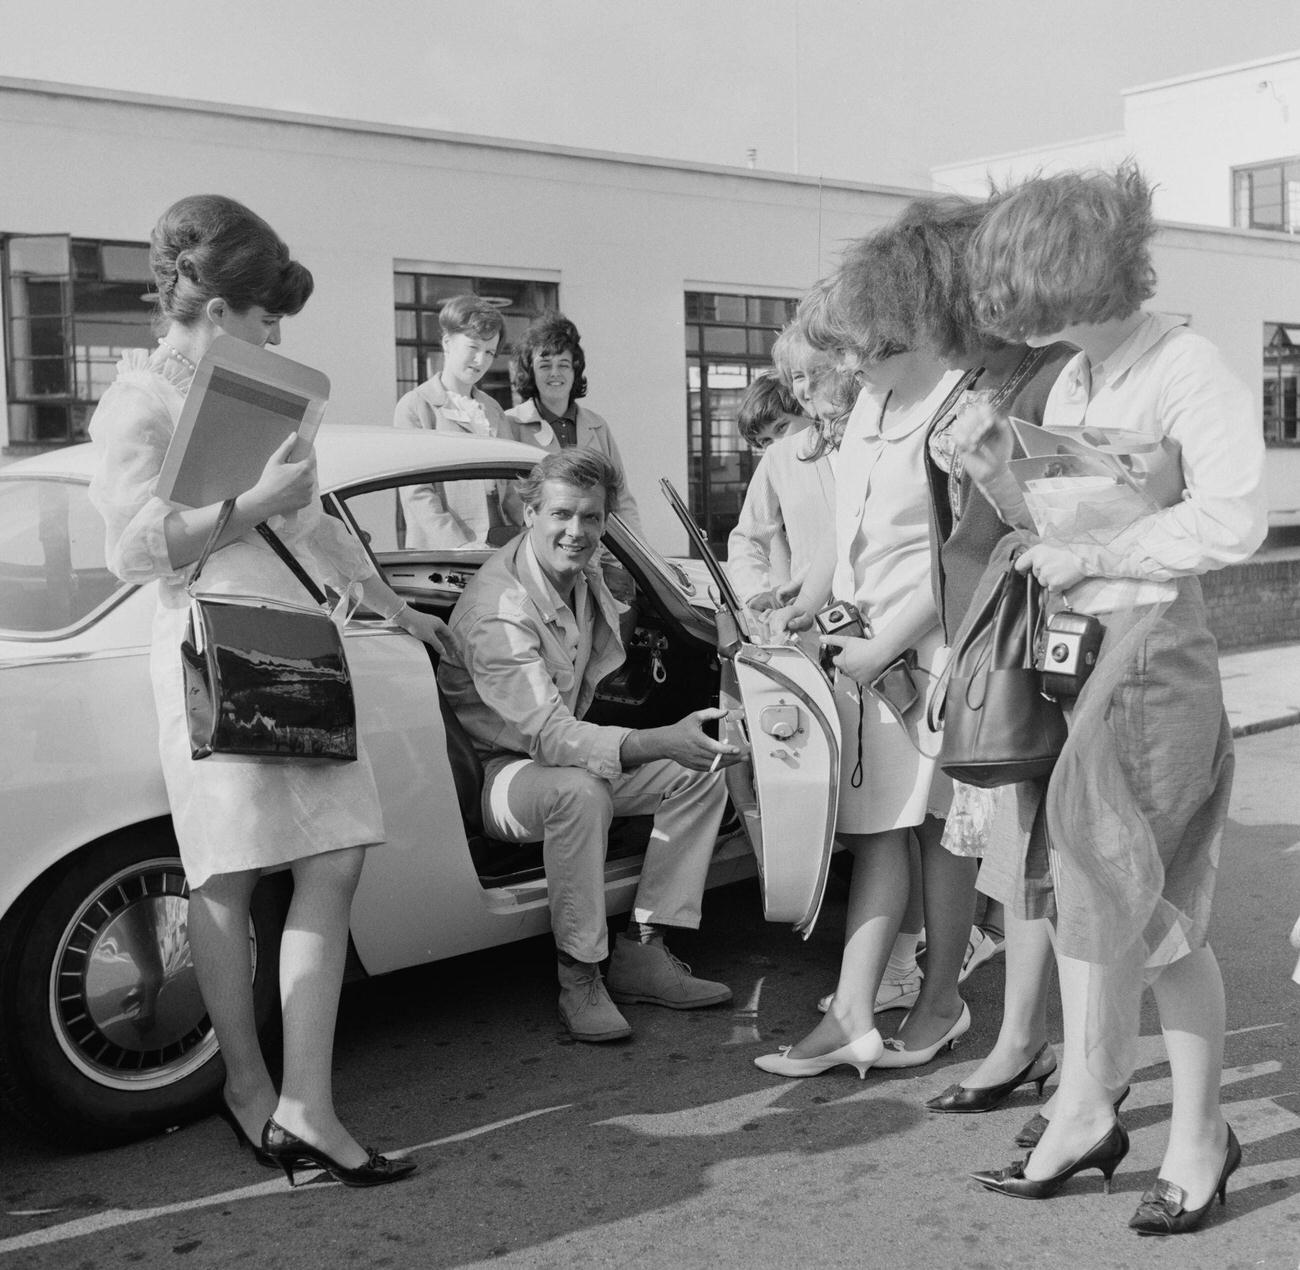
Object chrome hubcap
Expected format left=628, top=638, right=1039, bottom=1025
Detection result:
left=48, top=858, right=231, bottom=1091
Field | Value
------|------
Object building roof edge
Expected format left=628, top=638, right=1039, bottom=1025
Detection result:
left=0, top=74, right=927, bottom=200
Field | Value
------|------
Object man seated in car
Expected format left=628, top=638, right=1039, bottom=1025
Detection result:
left=438, top=448, right=739, bottom=1042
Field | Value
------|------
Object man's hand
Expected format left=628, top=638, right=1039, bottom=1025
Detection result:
left=623, top=707, right=743, bottom=771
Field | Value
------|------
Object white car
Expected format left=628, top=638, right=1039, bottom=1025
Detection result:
left=0, top=427, right=839, bottom=1146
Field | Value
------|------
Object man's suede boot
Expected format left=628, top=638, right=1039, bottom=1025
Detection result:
left=557, top=957, right=632, bottom=1042
left=606, top=932, right=733, bottom=1009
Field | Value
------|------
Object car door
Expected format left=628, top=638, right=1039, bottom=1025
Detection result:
left=658, top=479, right=841, bottom=937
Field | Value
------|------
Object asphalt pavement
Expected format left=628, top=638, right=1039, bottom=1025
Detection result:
left=1, top=646, right=1297, bottom=1269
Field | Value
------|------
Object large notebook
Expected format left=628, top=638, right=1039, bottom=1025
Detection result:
left=156, top=335, right=330, bottom=509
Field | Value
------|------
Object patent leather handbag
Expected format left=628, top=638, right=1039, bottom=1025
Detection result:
left=929, top=558, right=1066, bottom=788
left=181, top=500, right=357, bottom=762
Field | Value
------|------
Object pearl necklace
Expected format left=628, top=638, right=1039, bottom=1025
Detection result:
left=159, top=339, right=197, bottom=373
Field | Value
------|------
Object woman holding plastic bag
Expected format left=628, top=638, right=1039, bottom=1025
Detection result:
left=953, top=165, right=1266, bottom=1234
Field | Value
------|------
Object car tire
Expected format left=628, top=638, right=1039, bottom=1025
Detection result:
left=0, top=824, right=285, bottom=1149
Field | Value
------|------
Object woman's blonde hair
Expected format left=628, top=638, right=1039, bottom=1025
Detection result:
left=967, top=163, right=1157, bottom=341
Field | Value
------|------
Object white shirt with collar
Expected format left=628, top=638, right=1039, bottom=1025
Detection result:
left=1040, top=311, right=1267, bottom=611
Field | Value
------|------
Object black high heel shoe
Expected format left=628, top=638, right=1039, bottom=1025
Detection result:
left=261, top=1116, right=418, bottom=1188
left=972, top=1119, right=1130, bottom=1199
left=1128, top=1124, right=1242, bottom=1236
left=217, top=1097, right=278, bottom=1170
left=1015, top=1084, right=1130, bottom=1149
left=926, top=1042, right=1056, bottom=1114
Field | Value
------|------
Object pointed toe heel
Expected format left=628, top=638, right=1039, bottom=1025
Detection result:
left=926, top=1042, right=1056, bottom=1114
left=754, top=1029, right=884, bottom=1079
left=217, top=1097, right=279, bottom=1170
left=973, top=1120, right=1129, bottom=1200
left=1128, top=1125, right=1241, bottom=1236
left=261, top=1117, right=418, bottom=1188
left=1015, top=1082, right=1129, bottom=1149
left=876, top=1002, right=970, bottom=1070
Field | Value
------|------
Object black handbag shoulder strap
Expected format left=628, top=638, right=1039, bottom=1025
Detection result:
left=186, top=497, right=328, bottom=608
left=255, top=521, right=329, bottom=607
left=188, top=498, right=236, bottom=592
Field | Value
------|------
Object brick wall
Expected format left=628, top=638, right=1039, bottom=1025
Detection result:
left=1202, top=551, right=1300, bottom=650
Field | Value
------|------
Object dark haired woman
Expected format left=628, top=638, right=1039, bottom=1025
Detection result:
left=846, top=194, right=1078, bottom=1118
left=90, top=195, right=448, bottom=1186
left=954, top=165, right=1265, bottom=1233
left=757, top=267, right=967, bottom=1079
left=504, top=311, right=642, bottom=534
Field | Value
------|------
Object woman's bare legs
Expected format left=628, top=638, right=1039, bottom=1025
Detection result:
left=188, top=868, right=277, bottom=1141
left=270, top=846, right=369, bottom=1168
left=1022, top=950, right=1118, bottom=1181
left=1148, top=945, right=1230, bottom=1207
left=958, top=914, right=1054, bottom=1089
left=891, top=815, right=975, bottom=1049
left=788, top=829, right=909, bottom=1057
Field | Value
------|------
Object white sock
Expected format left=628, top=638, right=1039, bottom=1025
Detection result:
left=885, top=930, right=920, bottom=982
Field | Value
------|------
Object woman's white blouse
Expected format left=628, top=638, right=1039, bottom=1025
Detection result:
left=1044, top=312, right=1267, bottom=585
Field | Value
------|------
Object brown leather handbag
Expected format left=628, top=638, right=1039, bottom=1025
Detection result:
left=929, top=559, right=1066, bottom=788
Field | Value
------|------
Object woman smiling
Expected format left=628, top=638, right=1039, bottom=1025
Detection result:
left=504, top=311, right=642, bottom=535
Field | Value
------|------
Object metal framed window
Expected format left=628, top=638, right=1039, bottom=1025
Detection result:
left=1264, top=321, right=1300, bottom=445
left=393, top=271, right=559, bottom=411
left=2, top=235, right=154, bottom=450
left=684, top=291, right=798, bottom=555
left=1232, top=159, right=1300, bottom=233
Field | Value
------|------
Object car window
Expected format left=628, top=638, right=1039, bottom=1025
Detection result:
left=340, top=473, right=529, bottom=554
left=0, top=478, right=126, bottom=634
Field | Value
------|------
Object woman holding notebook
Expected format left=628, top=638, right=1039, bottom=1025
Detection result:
left=89, top=195, right=447, bottom=1187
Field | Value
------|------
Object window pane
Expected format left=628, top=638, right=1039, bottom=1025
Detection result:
left=1252, top=166, right=1284, bottom=229
left=10, top=352, right=70, bottom=396
left=72, top=242, right=101, bottom=281
left=393, top=273, right=416, bottom=305
left=712, top=295, right=746, bottom=323
left=6, top=402, right=73, bottom=445
left=19, top=279, right=69, bottom=317
left=394, top=310, right=417, bottom=340
left=419, top=275, right=464, bottom=306
left=395, top=345, right=419, bottom=385
left=1234, top=172, right=1250, bottom=228
left=419, top=312, right=443, bottom=343
left=8, top=236, right=71, bottom=276
left=702, top=326, right=746, bottom=355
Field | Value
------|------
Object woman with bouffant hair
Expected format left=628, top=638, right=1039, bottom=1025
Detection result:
left=504, top=311, right=642, bottom=534
left=954, top=165, right=1265, bottom=1234
left=91, top=195, right=447, bottom=1187
left=839, top=195, right=1077, bottom=1121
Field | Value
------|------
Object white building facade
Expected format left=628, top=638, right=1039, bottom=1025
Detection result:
left=933, top=50, right=1300, bottom=528
left=3, top=74, right=1299, bottom=552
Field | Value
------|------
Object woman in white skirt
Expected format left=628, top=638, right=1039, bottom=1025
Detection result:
left=90, top=195, right=450, bottom=1186
left=755, top=248, right=973, bottom=1078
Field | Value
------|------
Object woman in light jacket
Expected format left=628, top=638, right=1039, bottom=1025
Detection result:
left=504, top=311, right=643, bottom=536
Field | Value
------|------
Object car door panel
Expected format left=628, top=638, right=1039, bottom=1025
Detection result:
left=723, top=643, right=840, bottom=938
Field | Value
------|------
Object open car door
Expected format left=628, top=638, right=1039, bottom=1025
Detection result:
left=661, top=480, right=840, bottom=937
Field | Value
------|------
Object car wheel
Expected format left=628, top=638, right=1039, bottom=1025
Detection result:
left=0, top=825, right=284, bottom=1148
